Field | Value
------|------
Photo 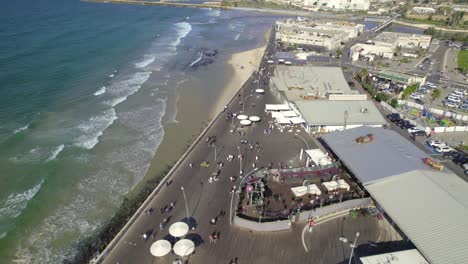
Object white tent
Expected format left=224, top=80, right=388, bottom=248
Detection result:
left=265, top=104, right=290, bottom=111
left=282, top=110, right=297, bottom=117
left=255, top=89, right=265, bottom=94
left=173, top=239, right=195, bottom=257
left=240, top=119, right=253, bottom=126
left=290, top=117, right=305, bottom=124
left=305, top=149, right=332, bottom=166
left=277, top=117, right=291, bottom=124
left=150, top=240, right=172, bottom=257
left=249, top=116, right=261, bottom=122
left=291, top=184, right=322, bottom=196
left=169, top=222, right=189, bottom=238
left=271, top=112, right=284, bottom=119
left=237, top=114, right=248, bottom=120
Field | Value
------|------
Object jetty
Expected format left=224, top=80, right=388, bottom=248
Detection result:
left=83, top=0, right=226, bottom=9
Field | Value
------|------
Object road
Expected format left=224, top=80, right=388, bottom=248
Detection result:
left=99, top=30, right=322, bottom=264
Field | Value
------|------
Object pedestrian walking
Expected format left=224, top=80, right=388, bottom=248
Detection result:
left=255, top=155, right=259, bottom=161
left=159, top=223, right=163, bottom=230
left=170, top=202, right=175, bottom=209
left=189, top=163, right=193, bottom=168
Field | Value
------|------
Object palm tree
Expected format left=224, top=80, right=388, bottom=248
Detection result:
left=431, top=88, right=441, bottom=102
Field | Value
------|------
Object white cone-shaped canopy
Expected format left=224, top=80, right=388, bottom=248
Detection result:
left=150, top=240, right=171, bottom=257
left=249, top=116, right=261, bottom=122
left=240, top=119, right=252, bottom=126
left=255, top=89, right=265, bottom=94
left=173, top=239, right=195, bottom=257
left=169, top=222, right=189, bottom=238
left=237, top=114, right=248, bottom=120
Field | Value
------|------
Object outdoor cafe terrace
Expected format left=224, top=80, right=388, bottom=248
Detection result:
left=237, top=166, right=364, bottom=221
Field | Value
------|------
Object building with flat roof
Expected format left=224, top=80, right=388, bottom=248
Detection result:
left=378, top=70, right=426, bottom=85
left=270, top=65, right=358, bottom=102
left=276, top=19, right=365, bottom=50
left=304, top=0, right=370, bottom=10
left=322, top=126, right=468, bottom=264
left=350, top=32, right=431, bottom=61
left=294, top=100, right=387, bottom=133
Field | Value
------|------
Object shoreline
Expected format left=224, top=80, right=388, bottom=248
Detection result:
left=211, top=29, right=271, bottom=117
left=79, top=29, right=272, bottom=264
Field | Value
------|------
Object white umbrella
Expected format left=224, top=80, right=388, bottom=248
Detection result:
left=173, top=239, right=195, bottom=257
left=237, top=114, right=248, bottom=120
left=249, top=116, right=261, bottom=122
left=169, top=222, right=189, bottom=238
left=150, top=240, right=171, bottom=257
left=240, top=119, right=252, bottom=126
left=255, top=89, right=265, bottom=94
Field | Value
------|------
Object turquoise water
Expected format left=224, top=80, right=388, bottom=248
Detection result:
left=0, top=0, right=278, bottom=262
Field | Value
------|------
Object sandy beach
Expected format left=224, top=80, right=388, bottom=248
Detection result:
left=211, top=43, right=267, bottom=117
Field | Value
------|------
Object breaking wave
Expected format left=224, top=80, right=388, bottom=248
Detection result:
left=13, top=123, right=30, bottom=134
left=46, top=144, right=65, bottom=162
left=104, top=71, right=152, bottom=107
left=93, top=86, right=106, bottom=96
left=74, top=108, right=117, bottom=150
left=0, top=180, right=44, bottom=219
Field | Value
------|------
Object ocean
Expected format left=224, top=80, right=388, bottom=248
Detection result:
left=0, top=0, right=278, bottom=262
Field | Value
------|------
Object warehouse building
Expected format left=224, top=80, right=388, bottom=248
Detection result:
left=322, top=126, right=468, bottom=264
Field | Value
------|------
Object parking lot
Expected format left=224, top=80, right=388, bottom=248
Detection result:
left=384, top=112, right=468, bottom=179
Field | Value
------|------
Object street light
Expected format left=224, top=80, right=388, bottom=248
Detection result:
left=237, top=146, right=242, bottom=175
left=294, top=133, right=310, bottom=149
left=339, top=232, right=360, bottom=264
left=180, top=186, right=189, bottom=221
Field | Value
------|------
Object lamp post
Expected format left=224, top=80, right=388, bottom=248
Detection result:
left=339, top=232, right=360, bottom=264
left=237, top=146, right=242, bottom=175
left=294, top=133, right=310, bottom=149
left=180, top=186, right=189, bottom=221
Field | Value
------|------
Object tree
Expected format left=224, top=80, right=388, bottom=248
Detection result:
left=359, top=68, right=368, bottom=82
left=336, top=49, right=342, bottom=58
left=375, top=92, right=389, bottom=102
left=431, top=88, right=441, bottom=102
left=390, top=98, right=399, bottom=108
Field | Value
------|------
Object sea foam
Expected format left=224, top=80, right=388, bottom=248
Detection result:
left=93, top=86, right=106, bottom=96
left=104, top=71, right=152, bottom=107
left=135, top=55, right=156, bottom=68
left=170, top=22, right=192, bottom=50
left=0, top=180, right=44, bottom=219
left=74, top=108, right=117, bottom=150
left=13, top=123, right=30, bottom=134
left=46, top=144, right=65, bottom=162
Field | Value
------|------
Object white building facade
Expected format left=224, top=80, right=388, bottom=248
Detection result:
left=304, top=0, right=371, bottom=11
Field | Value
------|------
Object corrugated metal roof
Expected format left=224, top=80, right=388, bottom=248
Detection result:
left=360, top=249, right=429, bottom=264
left=295, top=101, right=387, bottom=127
left=366, top=170, right=468, bottom=264
left=321, top=126, right=430, bottom=185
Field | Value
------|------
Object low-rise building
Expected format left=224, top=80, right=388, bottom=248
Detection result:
left=270, top=65, right=359, bottom=102
left=294, top=100, right=387, bottom=133
left=276, top=19, right=364, bottom=50
left=350, top=32, right=431, bottom=61
left=322, top=126, right=468, bottom=264
left=304, top=0, right=371, bottom=11
left=412, top=6, right=436, bottom=15
left=378, top=70, right=426, bottom=85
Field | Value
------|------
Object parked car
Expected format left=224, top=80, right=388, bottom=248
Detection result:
left=444, top=151, right=465, bottom=160
left=426, top=82, right=436, bottom=88
left=428, top=139, right=447, bottom=148
left=435, top=146, right=454, bottom=153
left=407, top=127, right=424, bottom=134
left=386, top=113, right=401, bottom=122
left=444, top=101, right=458, bottom=108
left=410, top=93, right=424, bottom=100
left=411, top=130, right=427, bottom=136
left=447, top=97, right=461, bottom=104
left=399, top=120, right=415, bottom=129
left=453, top=155, right=468, bottom=165
left=459, top=104, right=468, bottom=111
left=415, top=98, right=424, bottom=105
left=348, top=81, right=355, bottom=87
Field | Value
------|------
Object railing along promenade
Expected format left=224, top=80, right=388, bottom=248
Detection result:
left=83, top=0, right=227, bottom=9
